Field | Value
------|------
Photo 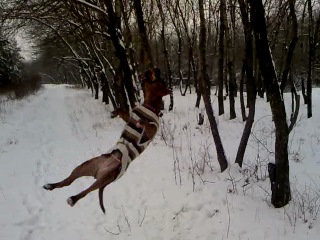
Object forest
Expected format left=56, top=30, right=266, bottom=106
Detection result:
left=1, top=0, right=320, bottom=213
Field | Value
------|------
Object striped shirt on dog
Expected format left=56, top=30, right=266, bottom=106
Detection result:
left=111, top=105, right=160, bottom=180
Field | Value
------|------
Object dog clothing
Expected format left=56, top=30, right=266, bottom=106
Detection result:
left=111, top=105, right=160, bottom=180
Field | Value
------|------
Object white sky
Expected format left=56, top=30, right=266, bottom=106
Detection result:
left=15, top=31, right=34, bottom=61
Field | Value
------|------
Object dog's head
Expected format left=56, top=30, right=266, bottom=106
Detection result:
left=142, top=68, right=172, bottom=98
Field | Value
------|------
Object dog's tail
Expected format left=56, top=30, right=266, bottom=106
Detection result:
left=99, top=185, right=107, bottom=214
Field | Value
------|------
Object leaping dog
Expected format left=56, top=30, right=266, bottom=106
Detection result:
left=43, top=68, right=171, bottom=213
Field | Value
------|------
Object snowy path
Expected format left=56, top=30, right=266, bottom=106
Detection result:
left=0, top=85, right=123, bottom=240
left=1, top=85, right=320, bottom=240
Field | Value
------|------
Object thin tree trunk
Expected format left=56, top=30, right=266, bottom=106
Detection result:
left=119, top=0, right=140, bottom=101
left=199, top=0, right=228, bottom=172
left=235, top=0, right=256, bottom=167
left=195, top=91, right=201, bottom=108
left=301, top=77, right=308, bottom=103
left=239, top=61, right=247, bottom=122
left=176, top=1, right=194, bottom=97
left=288, top=73, right=300, bottom=133
left=177, top=33, right=183, bottom=95
left=113, top=69, right=129, bottom=112
left=102, top=84, right=109, bottom=104
left=306, top=2, right=320, bottom=118
left=100, top=71, right=117, bottom=109
left=94, top=80, right=99, bottom=100
left=105, top=1, right=136, bottom=110
left=156, top=0, right=174, bottom=111
left=229, top=0, right=238, bottom=98
left=307, top=0, right=313, bottom=118
left=249, top=0, right=291, bottom=208
left=133, top=0, right=153, bottom=67
left=222, top=0, right=236, bottom=119
left=280, top=0, right=298, bottom=96
left=218, top=0, right=226, bottom=115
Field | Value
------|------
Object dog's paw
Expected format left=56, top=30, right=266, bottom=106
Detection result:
left=67, top=197, right=75, bottom=207
left=43, top=184, right=54, bottom=191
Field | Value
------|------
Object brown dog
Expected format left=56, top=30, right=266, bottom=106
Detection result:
left=43, top=68, right=171, bottom=213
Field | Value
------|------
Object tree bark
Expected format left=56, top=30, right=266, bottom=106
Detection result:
left=301, top=77, right=308, bottom=103
left=113, top=69, right=129, bottom=112
left=239, top=61, right=247, bottom=122
left=218, top=0, right=226, bottom=115
left=249, top=0, right=291, bottom=208
left=100, top=71, right=117, bottom=109
left=235, top=0, right=256, bottom=167
left=93, top=79, right=99, bottom=100
left=280, top=0, right=298, bottom=96
left=199, top=0, right=228, bottom=172
left=105, top=1, right=137, bottom=110
left=307, top=0, right=313, bottom=118
left=223, top=0, right=236, bottom=119
left=133, top=0, right=153, bottom=67
left=156, top=0, right=174, bottom=111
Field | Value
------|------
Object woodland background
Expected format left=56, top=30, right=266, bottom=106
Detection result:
left=1, top=0, right=320, bottom=209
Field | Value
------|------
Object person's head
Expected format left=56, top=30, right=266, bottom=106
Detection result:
left=142, top=68, right=171, bottom=101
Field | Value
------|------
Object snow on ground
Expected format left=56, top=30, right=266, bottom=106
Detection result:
left=0, top=84, right=320, bottom=240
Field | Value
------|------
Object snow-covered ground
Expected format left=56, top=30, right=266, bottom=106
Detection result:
left=1, top=84, right=319, bottom=240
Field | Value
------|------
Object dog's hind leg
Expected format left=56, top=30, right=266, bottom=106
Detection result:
left=66, top=168, right=119, bottom=209
left=43, top=156, right=102, bottom=191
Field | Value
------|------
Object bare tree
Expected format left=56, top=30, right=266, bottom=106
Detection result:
left=249, top=0, right=291, bottom=208
left=156, top=0, right=173, bottom=95
left=305, top=0, right=320, bottom=118
left=235, top=0, right=256, bottom=168
left=217, top=0, right=226, bottom=116
left=199, top=0, right=228, bottom=172
left=227, top=0, right=237, bottom=120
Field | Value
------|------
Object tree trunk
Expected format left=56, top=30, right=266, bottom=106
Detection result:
left=100, top=71, right=117, bottom=109
left=133, top=0, right=153, bottom=67
left=280, top=0, right=298, bottom=96
left=257, top=73, right=264, bottom=98
left=176, top=0, right=195, bottom=98
left=222, top=0, right=236, bottom=119
left=195, top=91, right=201, bottom=108
left=177, top=35, right=183, bottom=96
left=239, top=61, right=247, bottom=122
left=102, top=84, right=109, bottom=104
left=228, top=63, right=236, bottom=120
left=105, top=1, right=137, bottom=109
left=307, top=0, right=314, bottom=118
left=156, top=0, right=174, bottom=111
left=229, top=0, right=238, bottom=98
left=306, top=1, right=320, bottom=118
left=288, top=74, right=300, bottom=133
left=199, top=0, right=228, bottom=172
left=301, top=77, right=308, bottom=104
left=218, top=0, right=226, bottom=115
left=119, top=0, right=140, bottom=101
left=235, top=0, right=256, bottom=167
left=94, top=80, right=99, bottom=100
left=249, top=0, right=291, bottom=208
left=113, top=69, right=129, bottom=112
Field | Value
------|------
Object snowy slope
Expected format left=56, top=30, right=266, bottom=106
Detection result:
left=0, top=84, right=319, bottom=240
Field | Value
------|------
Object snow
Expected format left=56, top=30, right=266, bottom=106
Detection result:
left=1, top=84, right=320, bottom=240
